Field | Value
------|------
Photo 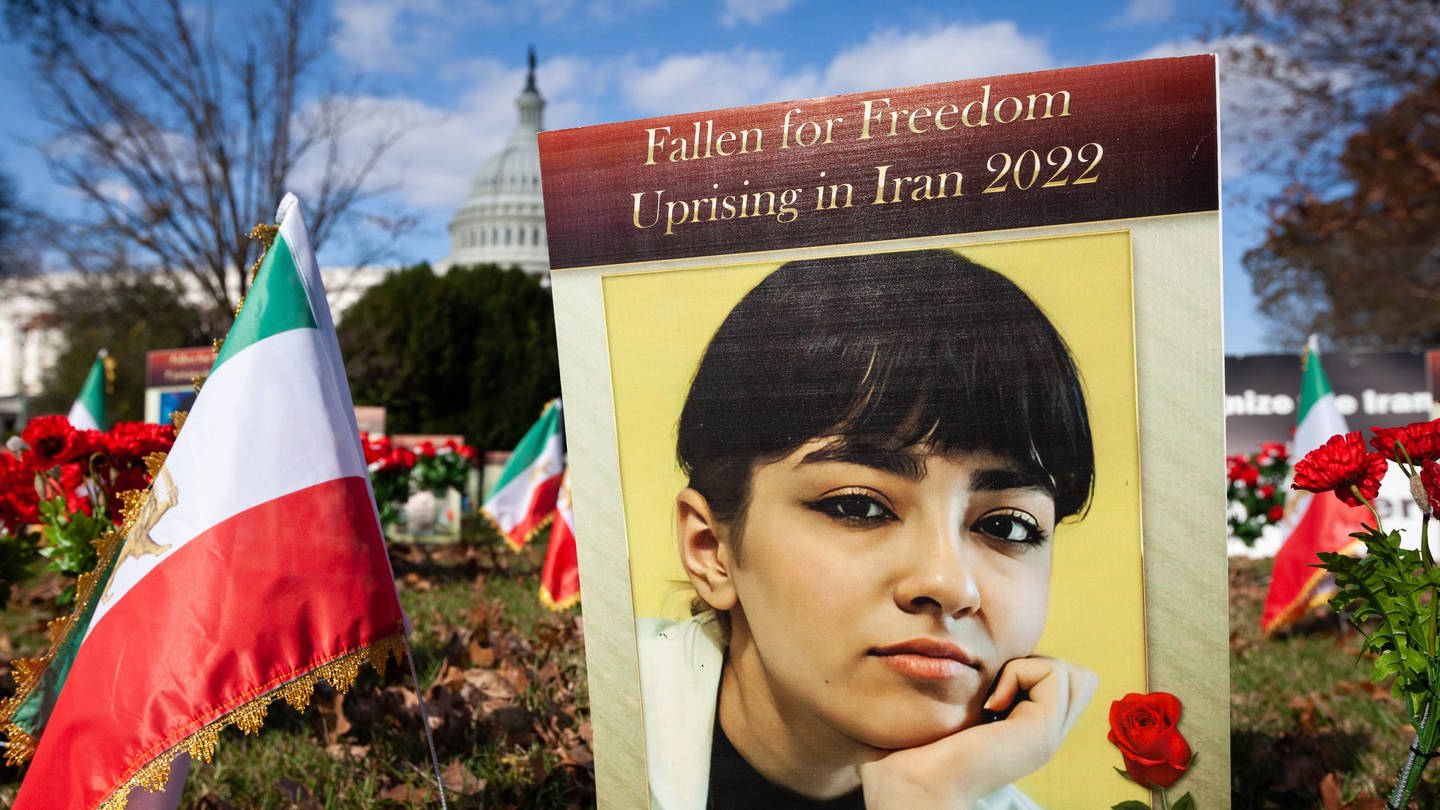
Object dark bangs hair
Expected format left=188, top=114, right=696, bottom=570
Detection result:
left=676, top=249, right=1094, bottom=529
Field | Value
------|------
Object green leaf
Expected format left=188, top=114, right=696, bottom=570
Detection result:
left=1172, top=791, right=1197, bottom=810
left=1110, top=802, right=1151, bottom=810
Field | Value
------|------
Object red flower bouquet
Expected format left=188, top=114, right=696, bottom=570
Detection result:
left=1301, top=417, right=1440, bottom=808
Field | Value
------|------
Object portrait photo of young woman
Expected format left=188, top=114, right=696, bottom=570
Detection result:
left=601, top=234, right=1148, bottom=809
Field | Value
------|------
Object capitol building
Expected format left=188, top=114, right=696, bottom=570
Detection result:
left=0, top=53, right=551, bottom=432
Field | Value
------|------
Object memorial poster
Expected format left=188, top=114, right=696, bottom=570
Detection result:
left=540, top=55, right=1225, bottom=808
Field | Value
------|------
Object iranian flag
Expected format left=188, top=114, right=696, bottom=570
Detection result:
left=14, top=194, right=405, bottom=808
left=67, top=350, right=109, bottom=431
left=539, top=469, right=580, bottom=610
left=483, top=399, right=565, bottom=550
left=1261, top=337, right=1369, bottom=633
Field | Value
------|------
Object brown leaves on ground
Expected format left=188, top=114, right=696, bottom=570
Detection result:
left=1320, top=773, right=1387, bottom=810
left=372, top=540, right=594, bottom=807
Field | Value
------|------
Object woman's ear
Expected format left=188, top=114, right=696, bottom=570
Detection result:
left=676, top=487, right=738, bottom=611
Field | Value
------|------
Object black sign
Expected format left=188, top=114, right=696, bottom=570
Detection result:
left=1225, top=351, right=1435, bottom=454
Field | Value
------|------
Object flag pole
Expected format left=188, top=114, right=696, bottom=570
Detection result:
left=402, top=635, right=449, bottom=809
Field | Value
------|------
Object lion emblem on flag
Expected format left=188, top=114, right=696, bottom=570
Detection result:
left=101, top=466, right=179, bottom=603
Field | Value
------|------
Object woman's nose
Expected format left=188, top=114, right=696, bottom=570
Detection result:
left=893, top=523, right=981, bottom=617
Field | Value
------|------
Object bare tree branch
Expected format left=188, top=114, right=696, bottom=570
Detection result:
left=5, top=0, right=415, bottom=321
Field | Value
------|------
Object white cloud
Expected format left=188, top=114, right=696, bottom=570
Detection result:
left=720, top=0, right=795, bottom=28
left=615, top=21, right=1056, bottom=116
left=819, top=22, right=1055, bottom=94
left=1111, top=0, right=1174, bottom=26
left=619, top=49, right=820, bottom=116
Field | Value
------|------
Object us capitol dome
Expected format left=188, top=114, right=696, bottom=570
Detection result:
left=444, top=48, right=549, bottom=277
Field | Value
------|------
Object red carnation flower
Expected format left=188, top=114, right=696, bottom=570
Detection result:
left=1268, top=504, right=1285, bottom=522
left=22, top=415, right=89, bottom=468
left=1372, top=420, right=1440, bottom=465
left=1292, top=431, right=1388, bottom=508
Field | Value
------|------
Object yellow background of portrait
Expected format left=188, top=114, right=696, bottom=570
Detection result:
left=602, top=231, right=1147, bottom=806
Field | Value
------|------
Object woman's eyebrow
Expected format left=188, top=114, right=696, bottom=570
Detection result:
left=797, top=445, right=926, bottom=480
left=971, top=467, right=1053, bottom=493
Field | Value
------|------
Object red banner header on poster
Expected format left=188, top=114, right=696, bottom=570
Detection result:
left=539, top=55, right=1218, bottom=270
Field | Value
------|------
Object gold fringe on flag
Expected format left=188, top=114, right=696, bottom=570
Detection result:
left=488, top=511, right=555, bottom=554
left=538, top=582, right=580, bottom=612
left=234, top=222, right=280, bottom=320
left=98, top=634, right=405, bottom=810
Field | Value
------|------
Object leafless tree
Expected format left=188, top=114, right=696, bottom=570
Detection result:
left=4, top=0, right=414, bottom=320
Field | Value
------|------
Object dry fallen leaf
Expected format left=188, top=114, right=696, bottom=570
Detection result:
left=441, top=760, right=487, bottom=796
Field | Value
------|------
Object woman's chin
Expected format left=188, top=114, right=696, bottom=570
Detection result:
left=852, top=705, right=975, bottom=751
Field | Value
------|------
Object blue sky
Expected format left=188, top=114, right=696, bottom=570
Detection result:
left=0, top=0, right=1289, bottom=353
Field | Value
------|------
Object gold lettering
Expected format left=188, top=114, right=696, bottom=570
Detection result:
left=1025, top=91, right=1072, bottom=120
left=644, top=127, right=671, bottom=165
left=907, top=106, right=932, bottom=134
left=858, top=98, right=890, bottom=140
left=934, top=103, right=959, bottom=131
left=993, top=95, right=1023, bottom=125
left=961, top=84, right=991, bottom=127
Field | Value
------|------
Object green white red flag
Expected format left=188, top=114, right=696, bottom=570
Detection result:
left=483, top=399, right=565, bottom=550
left=539, top=469, right=579, bottom=610
left=1262, top=337, right=1369, bottom=633
left=14, top=193, right=406, bottom=809
left=67, top=350, right=109, bottom=431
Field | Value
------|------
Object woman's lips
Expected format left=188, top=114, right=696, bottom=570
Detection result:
left=870, top=639, right=980, bottom=681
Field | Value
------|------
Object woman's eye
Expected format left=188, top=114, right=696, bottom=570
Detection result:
left=809, top=494, right=896, bottom=522
left=973, top=511, right=1047, bottom=545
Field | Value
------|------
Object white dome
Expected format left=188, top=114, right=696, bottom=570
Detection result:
left=446, top=50, right=549, bottom=277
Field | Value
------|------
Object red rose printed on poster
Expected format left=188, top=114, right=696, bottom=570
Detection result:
left=1108, top=691, right=1196, bottom=810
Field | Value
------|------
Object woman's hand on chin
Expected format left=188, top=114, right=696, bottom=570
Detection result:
left=856, top=657, right=1097, bottom=810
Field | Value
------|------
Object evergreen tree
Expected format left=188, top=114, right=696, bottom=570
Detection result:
left=338, top=264, right=559, bottom=450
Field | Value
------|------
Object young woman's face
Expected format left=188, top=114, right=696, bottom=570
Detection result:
left=722, top=439, right=1056, bottom=751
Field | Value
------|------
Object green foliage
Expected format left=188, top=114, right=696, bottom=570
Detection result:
left=1320, top=529, right=1440, bottom=707
left=32, top=271, right=215, bottom=425
left=1320, top=519, right=1440, bottom=806
left=338, top=263, right=559, bottom=451
left=370, top=470, right=411, bottom=531
left=34, top=494, right=107, bottom=604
